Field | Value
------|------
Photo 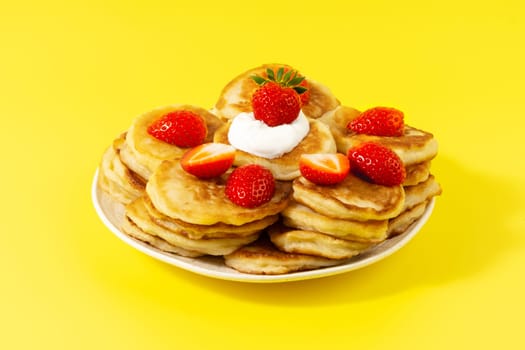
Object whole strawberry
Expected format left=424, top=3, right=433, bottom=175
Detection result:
left=251, top=67, right=308, bottom=127
left=276, top=67, right=310, bottom=106
left=347, top=106, right=404, bottom=136
left=225, top=164, right=275, bottom=208
left=347, top=142, right=406, bottom=186
left=147, top=110, right=207, bottom=148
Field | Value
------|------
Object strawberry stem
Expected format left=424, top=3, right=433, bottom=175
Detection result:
left=251, top=67, right=307, bottom=94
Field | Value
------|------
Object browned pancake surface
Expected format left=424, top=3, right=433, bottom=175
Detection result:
left=224, top=236, right=345, bottom=275
left=147, top=160, right=292, bottom=225
left=293, top=173, right=405, bottom=221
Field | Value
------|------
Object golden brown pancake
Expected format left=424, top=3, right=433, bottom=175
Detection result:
left=268, top=224, right=374, bottom=260
left=119, top=142, right=153, bottom=184
left=146, top=160, right=292, bottom=226
left=143, top=196, right=279, bottom=239
left=319, top=106, right=439, bottom=166
left=98, top=164, right=137, bottom=205
left=121, top=216, right=203, bottom=258
left=402, top=174, right=442, bottom=211
left=98, top=137, right=145, bottom=205
left=293, top=173, right=405, bottom=221
left=386, top=174, right=441, bottom=237
left=112, top=134, right=147, bottom=191
left=213, top=118, right=336, bottom=180
left=213, top=63, right=340, bottom=120
left=404, top=161, right=431, bottom=186
left=125, top=197, right=260, bottom=256
left=387, top=201, right=429, bottom=237
left=122, top=105, right=224, bottom=180
left=281, top=200, right=388, bottom=243
left=224, top=236, right=345, bottom=275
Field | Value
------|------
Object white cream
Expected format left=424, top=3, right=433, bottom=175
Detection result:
left=227, top=111, right=310, bottom=159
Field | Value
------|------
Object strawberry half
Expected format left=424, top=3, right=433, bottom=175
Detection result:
left=251, top=67, right=308, bottom=127
left=147, top=110, right=207, bottom=148
left=347, top=106, right=404, bottom=136
left=225, top=164, right=275, bottom=208
left=299, top=153, right=350, bottom=185
left=180, top=143, right=235, bottom=179
left=347, top=142, right=406, bottom=186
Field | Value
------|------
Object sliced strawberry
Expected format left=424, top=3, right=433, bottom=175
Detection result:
left=147, top=110, right=207, bottom=148
left=180, top=143, right=235, bottom=179
left=299, top=153, right=349, bottom=185
left=347, top=142, right=406, bottom=186
left=347, top=106, right=404, bottom=136
left=225, top=164, right=275, bottom=208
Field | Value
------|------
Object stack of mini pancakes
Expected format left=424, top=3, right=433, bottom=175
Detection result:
left=97, top=64, right=442, bottom=275
left=122, top=160, right=292, bottom=257
left=98, top=104, right=224, bottom=205
left=224, top=105, right=442, bottom=275
left=98, top=133, right=145, bottom=205
left=319, top=105, right=442, bottom=237
left=223, top=173, right=404, bottom=274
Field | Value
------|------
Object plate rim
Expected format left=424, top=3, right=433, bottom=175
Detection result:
left=91, top=169, right=435, bottom=283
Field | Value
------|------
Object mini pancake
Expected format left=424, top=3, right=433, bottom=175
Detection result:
left=402, top=174, right=442, bottom=211
left=404, top=161, right=431, bottom=186
left=125, top=197, right=260, bottom=256
left=112, top=134, right=147, bottom=192
left=292, top=173, right=405, bottom=221
left=98, top=134, right=145, bottom=204
left=281, top=200, right=388, bottom=243
left=122, top=105, right=224, bottom=180
left=213, top=63, right=340, bottom=120
left=146, top=160, right=292, bottom=226
left=387, top=201, right=429, bottom=237
left=121, top=216, right=203, bottom=258
left=213, top=118, right=336, bottom=180
left=319, top=106, right=439, bottom=166
left=98, top=164, right=138, bottom=205
left=119, top=141, right=155, bottom=183
left=224, top=236, right=345, bottom=275
left=386, top=175, right=441, bottom=237
left=143, top=196, right=279, bottom=239
left=268, top=225, right=374, bottom=260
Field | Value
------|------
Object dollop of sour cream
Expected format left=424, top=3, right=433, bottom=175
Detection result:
left=227, top=111, right=310, bottom=159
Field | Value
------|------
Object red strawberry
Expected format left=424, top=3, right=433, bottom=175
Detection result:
left=347, top=106, right=404, bottom=136
left=251, top=67, right=308, bottom=126
left=180, top=143, right=235, bottom=179
left=147, top=110, right=207, bottom=148
left=299, top=153, right=349, bottom=185
left=225, top=164, right=275, bottom=208
left=347, top=142, right=406, bottom=186
left=279, top=67, right=310, bottom=106
left=251, top=82, right=301, bottom=127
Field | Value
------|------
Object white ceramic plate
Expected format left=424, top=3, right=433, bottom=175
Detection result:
left=92, top=170, right=435, bottom=283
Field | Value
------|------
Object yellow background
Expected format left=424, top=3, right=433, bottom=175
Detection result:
left=1, top=1, right=524, bottom=349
